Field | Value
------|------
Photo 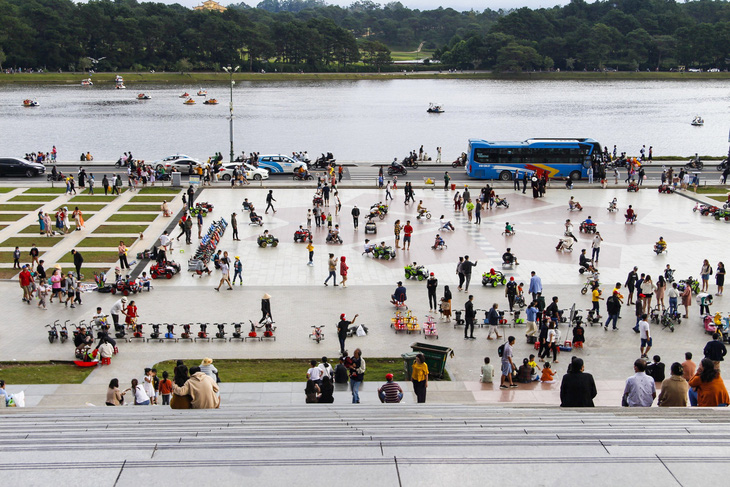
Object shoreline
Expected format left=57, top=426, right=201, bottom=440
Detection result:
left=3, top=71, right=730, bottom=84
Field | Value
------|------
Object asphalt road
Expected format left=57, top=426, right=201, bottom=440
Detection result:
left=2, top=161, right=724, bottom=185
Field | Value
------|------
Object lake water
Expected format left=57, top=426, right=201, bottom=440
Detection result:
left=2, top=79, right=728, bottom=162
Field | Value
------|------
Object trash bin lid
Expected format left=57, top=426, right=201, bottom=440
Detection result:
left=401, top=351, right=420, bottom=359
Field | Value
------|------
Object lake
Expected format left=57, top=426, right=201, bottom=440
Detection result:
left=2, top=79, right=728, bottom=162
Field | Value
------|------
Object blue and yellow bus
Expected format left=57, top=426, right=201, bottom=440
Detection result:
left=466, top=138, right=602, bottom=181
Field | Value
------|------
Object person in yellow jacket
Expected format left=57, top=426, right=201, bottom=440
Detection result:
left=411, top=353, right=429, bottom=403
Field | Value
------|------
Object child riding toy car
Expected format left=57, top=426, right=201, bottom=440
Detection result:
left=482, top=268, right=507, bottom=287
left=579, top=217, right=597, bottom=233
left=257, top=230, right=279, bottom=248
left=404, top=262, right=429, bottom=281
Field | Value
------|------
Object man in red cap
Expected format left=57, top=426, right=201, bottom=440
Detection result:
left=378, top=373, right=403, bottom=403
left=337, top=312, right=359, bottom=356
left=426, top=272, right=438, bottom=311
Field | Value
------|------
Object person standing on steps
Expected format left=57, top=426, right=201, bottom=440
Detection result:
left=265, top=190, right=276, bottom=214
left=460, top=255, right=477, bottom=292
left=464, top=294, right=476, bottom=340
left=427, top=272, right=438, bottom=311
left=500, top=336, right=517, bottom=389
left=411, top=353, right=429, bottom=403
left=324, top=253, right=338, bottom=286
left=351, top=205, right=360, bottom=229
left=259, top=293, right=272, bottom=324
left=337, top=313, right=359, bottom=355
left=71, top=249, right=84, bottom=279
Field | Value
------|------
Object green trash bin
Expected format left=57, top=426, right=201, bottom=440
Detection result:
left=410, top=342, right=454, bottom=379
left=401, top=351, right=420, bottom=381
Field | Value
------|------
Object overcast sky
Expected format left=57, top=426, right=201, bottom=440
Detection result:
left=137, top=0, right=572, bottom=12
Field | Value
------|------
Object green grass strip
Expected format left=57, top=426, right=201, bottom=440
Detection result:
left=106, top=213, right=158, bottom=222
left=138, top=187, right=182, bottom=194
left=23, top=187, right=70, bottom=194
left=119, top=204, right=161, bottom=212
left=0, top=204, right=44, bottom=211
left=69, top=195, right=119, bottom=203
left=0, top=213, right=25, bottom=221
left=129, top=195, right=173, bottom=203
left=0, top=237, right=63, bottom=248
left=8, top=195, right=59, bottom=202
left=696, top=185, right=730, bottom=194
left=77, top=236, right=138, bottom=247
left=93, top=224, right=149, bottom=234
left=0, top=188, right=14, bottom=193
left=0, top=362, right=94, bottom=384
left=153, top=357, right=438, bottom=383
left=57, top=251, right=119, bottom=264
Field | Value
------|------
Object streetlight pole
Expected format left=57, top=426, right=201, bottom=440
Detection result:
left=223, top=65, right=240, bottom=163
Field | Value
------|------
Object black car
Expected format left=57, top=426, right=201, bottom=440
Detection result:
left=0, top=157, right=46, bottom=177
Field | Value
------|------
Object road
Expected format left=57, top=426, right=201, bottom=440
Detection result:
left=4, top=161, right=724, bottom=185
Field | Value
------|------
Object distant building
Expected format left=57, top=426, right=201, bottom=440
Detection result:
left=194, top=0, right=226, bottom=12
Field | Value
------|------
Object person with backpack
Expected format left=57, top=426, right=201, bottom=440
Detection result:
left=499, top=336, right=517, bottom=389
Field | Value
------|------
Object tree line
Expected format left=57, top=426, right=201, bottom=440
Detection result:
left=0, top=0, right=728, bottom=73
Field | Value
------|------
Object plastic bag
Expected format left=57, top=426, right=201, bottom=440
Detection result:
left=356, top=324, right=367, bottom=337
left=8, top=391, right=25, bottom=408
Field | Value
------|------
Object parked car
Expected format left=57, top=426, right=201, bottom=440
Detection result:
left=153, top=154, right=202, bottom=175
left=217, top=162, right=269, bottom=181
left=0, top=157, right=46, bottom=177
left=256, top=154, right=307, bottom=174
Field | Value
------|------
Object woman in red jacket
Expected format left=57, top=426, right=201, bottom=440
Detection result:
left=340, top=256, right=349, bottom=288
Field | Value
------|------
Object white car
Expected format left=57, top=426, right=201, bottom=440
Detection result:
left=217, top=162, right=269, bottom=181
left=153, top=154, right=203, bottom=175
left=256, top=154, right=307, bottom=174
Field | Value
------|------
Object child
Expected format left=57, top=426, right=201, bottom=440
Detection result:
left=143, top=368, right=155, bottom=405
left=125, top=300, right=138, bottom=329
left=504, top=222, right=514, bottom=235
left=13, top=247, right=21, bottom=269
left=159, top=371, right=173, bottom=406
left=151, top=368, right=159, bottom=405
left=37, top=281, right=50, bottom=309
left=139, top=272, right=151, bottom=291
left=517, top=282, right=524, bottom=301
left=327, top=213, right=333, bottom=229
left=528, top=354, right=541, bottom=381
left=480, top=357, right=494, bottom=383
left=540, top=362, right=556, bottom=383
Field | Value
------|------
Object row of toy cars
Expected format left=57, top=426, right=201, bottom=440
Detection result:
left=693, top=202, right=730, bottom=221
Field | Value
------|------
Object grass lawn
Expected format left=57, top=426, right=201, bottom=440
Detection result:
left=0, top=204, right=44, bottom=211
left=0, top=236, right=63, bottom=248
left=390, top=50, right=435, bottom=62
left=139, top=187, right=181, bottom=194
left=78, top=267, right=112, bottom=281
left=696, top=185, right=729, bottom=194
left=0, top=187, right=14, bottom=193
left=119, top=204, right=161, bottom=212
left=0, top=268, right=19, bottom=279
left=0, top=362, right=94, bottom=384
left=56, top=204, right=107, bottom=212
left=0, top=213, right=24, bottom=221
left=0, top=225, right=6, bottom=231
left=106, top=213, right=158, bottom=222
left=129, top=195, right=173, bottom=203
left=23, top=187, right=70, bottom=194
left=70, top=195, right=119, bottom=203
left=93, top=224, right=148, bottom=234
left=709, top=196, right=728, bottom=203
left=153, top=357, right=439, bottom=383
left=58, top=251, right=119, bottom=264
left=77, top=236, right=138, bottom=247
left=8, top=195, right=58, bottom=202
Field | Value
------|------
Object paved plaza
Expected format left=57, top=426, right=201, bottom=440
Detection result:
left=1, top=179, right=729, bottom=407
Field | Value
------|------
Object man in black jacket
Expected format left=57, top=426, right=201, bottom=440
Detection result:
left=427, top=273, right=438, bottom=311
left=71, top=249, right=84, bottom=279
left=605, top=290, right=621, bottom=330
left=464, top=295, right=476, bottom=340
left=704, top=332, right=727, bottom=365
left=560, top=358, right=597, bottom=407
left=351, top=205, right=360, bottom=229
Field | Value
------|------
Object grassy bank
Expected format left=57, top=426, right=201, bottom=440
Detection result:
left=4, top=71, right=730, bottom=85
left=0, top=361, right=94, bottom=384
left=153, top=357, right=446, bottom=383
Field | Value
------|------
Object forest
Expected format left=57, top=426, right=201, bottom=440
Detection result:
left=0, top=0, right=728, bottom=72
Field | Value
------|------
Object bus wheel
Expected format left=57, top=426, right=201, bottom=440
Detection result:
left=499, top=171, right=512, bottom=181
left=569, top=170, right=582, bottom=181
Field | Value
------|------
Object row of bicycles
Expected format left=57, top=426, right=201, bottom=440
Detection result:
left=189, top=218, right=228, bottom=275
left=121, top=321, right=277, bottom=342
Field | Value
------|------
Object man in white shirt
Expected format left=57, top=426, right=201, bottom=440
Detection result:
left=638, top=313, right=652, bottom=358
left=623, top=358, right=656, bottom=407
left=159, top=231, right=172, bottom=252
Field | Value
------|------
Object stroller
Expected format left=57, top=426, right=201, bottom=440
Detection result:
left=482, top=269, right=507, bottom=287
left=556, top=237, right=574, bottom=252
left=431, top=234, right=447, bottom=250
left=404, top=262, right=429, bottom=281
